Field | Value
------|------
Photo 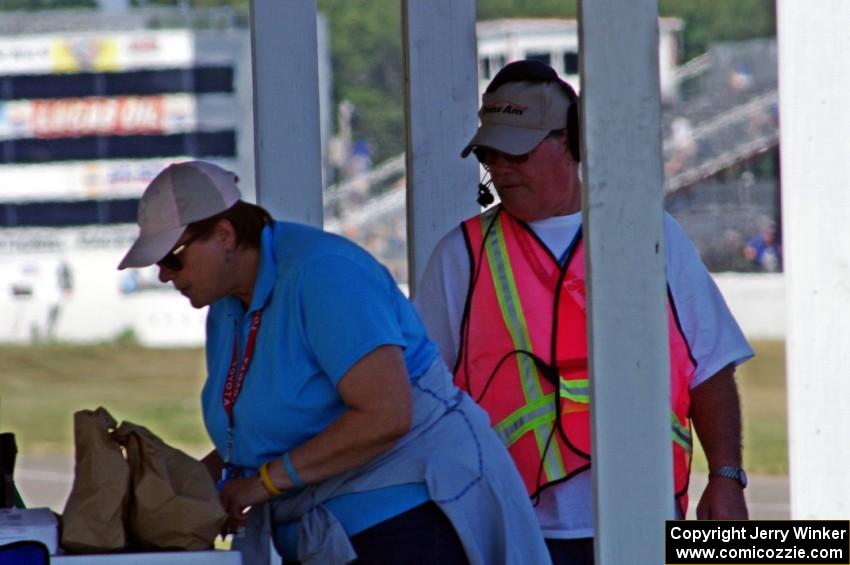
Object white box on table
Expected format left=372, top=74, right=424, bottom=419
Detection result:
left=0, top=507, right=59, bottom=554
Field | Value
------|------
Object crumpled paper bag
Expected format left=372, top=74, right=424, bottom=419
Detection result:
left=112, top=420, right=227, bottom=550
left=61, top=407, right=130, bottom=552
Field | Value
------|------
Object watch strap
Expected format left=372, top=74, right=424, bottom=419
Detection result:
left=710, top=465, right=747, bottom=488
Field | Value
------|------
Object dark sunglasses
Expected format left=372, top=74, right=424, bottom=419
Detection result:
left=473, top=146, right=531, bottom=166
left=157, top=234, right=199, bottom=271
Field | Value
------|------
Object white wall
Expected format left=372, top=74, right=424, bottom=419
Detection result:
left=0, top=244, right=782, bottom=348
left=713, top=272, right=785, bottom=340
left=0, top=226, right=205, bottom=347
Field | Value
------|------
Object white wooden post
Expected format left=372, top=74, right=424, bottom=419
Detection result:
left=250, top=0, right=323, bottom=226
left=579, top=1, right=673, bottom=563
left=778, top=0, right=850, bottom=518
left=245, top=5, right=323, bottom=562
left=402, top=0, right=480, bottom=294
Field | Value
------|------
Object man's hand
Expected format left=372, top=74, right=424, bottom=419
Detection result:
left=696, top=476, right=748, bottom=519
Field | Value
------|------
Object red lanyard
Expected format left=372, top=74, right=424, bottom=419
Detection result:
left=222, top=310, right=263, bottom=432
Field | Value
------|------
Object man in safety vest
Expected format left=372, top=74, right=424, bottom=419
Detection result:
left=414, top=60, right=753, bottom=565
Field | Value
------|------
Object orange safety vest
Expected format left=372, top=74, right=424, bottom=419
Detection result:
left=455, top=206, right=695, bottom=515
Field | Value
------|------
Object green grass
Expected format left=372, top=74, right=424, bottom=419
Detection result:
left=690, top=339, right=788, bottom=475
left=0, top=343, right=210, bottom=456
left=1, top=340, right=789, bottom=474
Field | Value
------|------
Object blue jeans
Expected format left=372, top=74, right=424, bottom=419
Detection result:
left=546, top=537, right=595, bottom=565
left=348, top=502, right=468, bottom=564
left=282, top=502, right=468, bottom=564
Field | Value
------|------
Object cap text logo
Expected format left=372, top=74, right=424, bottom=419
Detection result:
left=482, top=101, right=526, bottom=116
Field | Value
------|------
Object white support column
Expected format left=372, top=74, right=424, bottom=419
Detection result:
left=250, top=0, right=323, bottom=226
left=778, top=0, right=850, bottom=518
left=579, top=1, right=673, bottom=563
left=402, top=0, right=480, bottom=294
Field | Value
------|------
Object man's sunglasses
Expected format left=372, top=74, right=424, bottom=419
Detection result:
left=472, top=146, right=531, bottom=166
left=157, top=234, right=199, bottom=271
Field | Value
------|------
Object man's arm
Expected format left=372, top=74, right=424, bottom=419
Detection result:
left=412, top=226, right=470, bottom=369
left=690, top=364, right=749, bottom=519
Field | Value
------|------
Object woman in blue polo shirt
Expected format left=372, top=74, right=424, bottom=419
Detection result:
left=118, top=161, right=550, bottom=565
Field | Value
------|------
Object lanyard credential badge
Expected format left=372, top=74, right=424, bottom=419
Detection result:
left=220, top=310, right=263, bottom=473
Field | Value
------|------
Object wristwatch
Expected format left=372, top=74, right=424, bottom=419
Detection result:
left=710, top=466, right=748, bottom=489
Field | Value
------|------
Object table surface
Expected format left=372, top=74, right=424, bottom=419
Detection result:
left=52, top=550, right=242, bottom=564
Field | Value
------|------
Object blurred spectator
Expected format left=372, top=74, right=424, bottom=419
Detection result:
left=344, top=139, right=374, bottom=205
left=9, top=259, right=74, bottom=342
left=727, top=63, right=754, bottom=94
left=743, top=217, right=781, bottom=272
left=119, top=265, right=174, bottom=294
left=46, top=260, right=74, bottom=340
left=665, top=116, right=697, bottom=176
left=120, top=270, right=141, bottom=294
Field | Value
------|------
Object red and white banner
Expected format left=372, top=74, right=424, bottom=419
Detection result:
left=0, top=94, right=196, bottom=139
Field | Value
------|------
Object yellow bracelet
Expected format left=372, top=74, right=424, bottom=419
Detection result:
left=258, top=461, right=284, bottom=496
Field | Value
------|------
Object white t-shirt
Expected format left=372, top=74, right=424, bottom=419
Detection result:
left=413, top=210, right=753, bottom=540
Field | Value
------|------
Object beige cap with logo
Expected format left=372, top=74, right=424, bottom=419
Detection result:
left=461, top=80, right=571, bottom=158
left=117, top=161, right=241, bottom=270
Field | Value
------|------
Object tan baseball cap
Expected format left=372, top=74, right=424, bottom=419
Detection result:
left=117, top=161, right=241, bottom=270
left=461, top=79, right=572, bottom=158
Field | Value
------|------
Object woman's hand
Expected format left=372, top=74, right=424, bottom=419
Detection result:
left=218, top=475, right=271, bottom=530
left=201, top=449, right=224, bottom=482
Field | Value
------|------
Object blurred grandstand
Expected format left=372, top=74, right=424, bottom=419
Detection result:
left=0, top=7, right=779, bottom=343
left=664, top=38, right=780, bottom=272
left=326, top=36, right=781, bottom=283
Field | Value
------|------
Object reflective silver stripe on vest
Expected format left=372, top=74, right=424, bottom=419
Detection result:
left=671, top=414, right=692, bottom=453
left=495, top=394, right=557, bottom=447
left=560, top=378, right=590, bottom=404
left=483, top=214, right=565, bottom=480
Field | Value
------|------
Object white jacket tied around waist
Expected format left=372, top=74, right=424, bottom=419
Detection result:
left=233, top=358, right=552, bottom=565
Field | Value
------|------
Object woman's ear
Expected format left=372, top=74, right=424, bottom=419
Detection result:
left=214, top=218, right=238, bottom=250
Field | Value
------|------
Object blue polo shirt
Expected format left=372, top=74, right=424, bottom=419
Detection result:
left=201, top=222, right=436, bottom=541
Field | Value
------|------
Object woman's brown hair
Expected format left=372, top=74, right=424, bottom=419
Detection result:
left=188, top=200, right=273, bottom=249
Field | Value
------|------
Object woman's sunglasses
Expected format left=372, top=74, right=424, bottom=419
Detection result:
left=156, top=234, right=199, bottom=271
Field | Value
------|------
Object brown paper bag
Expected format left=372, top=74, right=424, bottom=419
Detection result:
left=112, top=421, right=227, bottom=550
left=61, top=407, right=130, bottom=553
